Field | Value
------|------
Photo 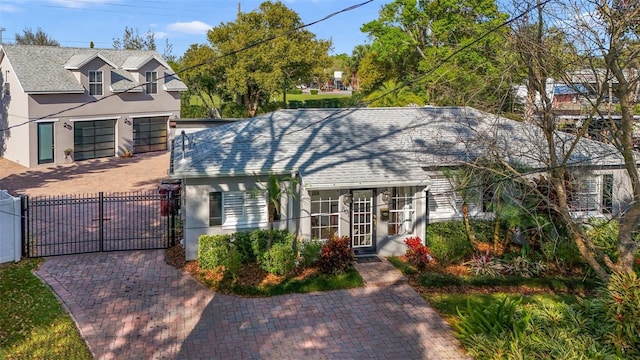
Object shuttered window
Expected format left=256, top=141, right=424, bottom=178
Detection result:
left=222, top=191, right=268, bottom=228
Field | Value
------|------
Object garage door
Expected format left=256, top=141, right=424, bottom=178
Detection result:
left=133, top=117, right=167, bottom=153
left=74, top=120, right=116, bottom=161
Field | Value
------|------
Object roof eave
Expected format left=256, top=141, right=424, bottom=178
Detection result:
left=26, top=89, right=85, bottom=94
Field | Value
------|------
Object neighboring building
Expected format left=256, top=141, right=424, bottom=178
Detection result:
left=169, top=107, right=634, bottom=261
left=0, top=44, right=187, bottom=168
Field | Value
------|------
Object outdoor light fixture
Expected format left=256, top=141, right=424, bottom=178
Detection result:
left=63, top=122, right=72, bottom=130
left=382, top=191, right=390, bottom=203
left=342, top=193, right=352, bottom=205
left=124, top=119, right=132, bottom=125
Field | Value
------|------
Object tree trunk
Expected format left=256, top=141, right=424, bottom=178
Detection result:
left=461, top=203, right=478, bottom=247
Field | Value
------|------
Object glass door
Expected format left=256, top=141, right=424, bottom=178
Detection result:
left=351, top=190, right=374, bottom=249
left=37, top=122, right=54, bottom=164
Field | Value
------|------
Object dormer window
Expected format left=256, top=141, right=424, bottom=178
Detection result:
left=88, top=70, right=103, bottom=96
left=145, top=71, right=158, bottom=94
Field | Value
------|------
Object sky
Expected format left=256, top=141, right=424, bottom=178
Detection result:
left=0, top=0, right=384, bottom=58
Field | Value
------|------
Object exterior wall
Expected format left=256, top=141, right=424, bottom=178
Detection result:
left=181, top=176, right=296, bottom=261
left=6, top=57, right=180, bottom=168
left=1, top=55, right=31, bottom=165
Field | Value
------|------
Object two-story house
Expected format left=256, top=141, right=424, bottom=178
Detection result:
left=0, top=44, right=187, bottom=168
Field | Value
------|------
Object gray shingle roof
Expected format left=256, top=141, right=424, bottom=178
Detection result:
left=1, top=44, right=186, bottom=94
left=170, top=107, right=626, bottom=188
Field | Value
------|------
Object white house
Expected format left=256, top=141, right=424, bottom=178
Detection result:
left=169, top=107, right=633, bottom=261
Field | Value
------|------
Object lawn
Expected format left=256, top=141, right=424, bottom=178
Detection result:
left=0, top=259, right=91, bottom=359
left=187, top=91, right=352, bottom=106
left=387, top=256, right=638, bottom=359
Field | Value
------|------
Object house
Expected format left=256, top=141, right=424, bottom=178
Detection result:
left=169, top=107, right=633, bottom=261
left=0, top=44, right=187, bottom=168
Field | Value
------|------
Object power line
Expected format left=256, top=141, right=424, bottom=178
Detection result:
left=0, top=0, right=374, bottom=133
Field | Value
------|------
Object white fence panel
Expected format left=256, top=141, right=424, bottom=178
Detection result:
left=0, top=190, right=21, bottom=263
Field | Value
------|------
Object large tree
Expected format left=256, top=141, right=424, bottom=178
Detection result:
left=206, top=1, right=331, bottom=116
left=463, top=0, right=640, bottom=281
left=361, top=0, right=511, bottom=110
left=15, top=28, right=59, bottom=46
left=113, top=26, right=156, bottom=50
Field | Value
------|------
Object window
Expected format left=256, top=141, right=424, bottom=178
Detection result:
left=209, top=192, right=222, bottom=226
left=428, top=176, right=460, bottom=214
left=208, top=191, right=268, bottom=228
left=145, top=71, right=158, bottom=94
left=602, top=174, right=614, bottom=214
left=570, top=174, right=614, bottom=213
left=88, top=70, right=103, bottom=96
left=388, top=187, right=415, bottom=235
left=310, top=191, right=340, bottom=240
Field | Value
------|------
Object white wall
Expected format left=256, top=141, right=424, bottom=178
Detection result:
left=0, top=191, right=21, bottom=264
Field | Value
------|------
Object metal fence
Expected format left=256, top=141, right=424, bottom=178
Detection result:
left=23, top=191, right=181, bottom=257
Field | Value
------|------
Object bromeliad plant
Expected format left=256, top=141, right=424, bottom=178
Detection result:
left=404, top=236, right=433, bottom=269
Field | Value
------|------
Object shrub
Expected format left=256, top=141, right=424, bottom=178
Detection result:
left=287, top=88, right=303, bottom=94
left=541, top=237, right=584, bottom=270
left=233, top=231, right=254, bottom=263
left=319, top=236, right=355, bottom=274
left=463, top=253, right=504, bottom=277
left=404, top=236, right=433, bottom=269
left=426, top=222, right=473, bottom=264
left=198, top=234, right=242, bottom=277
left=221, top=102, right=249, bottom=118
left=299, top=239, right=323, bottom=267
left=260, top=241, right=296, bottom=275
left=585, top=219, right=619, bottom=262
left=501, top=255, right=547, bottom=278
left=310, top=89, right=319, bottom=95
left=580, top=272, right=640, bottom=357
left=456, top=296, right=531, bottom=341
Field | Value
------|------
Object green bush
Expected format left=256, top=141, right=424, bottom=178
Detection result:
left=586, top=219, right=619, bottom=262
left=180, top=104, right=209, bottom=119
left=580, top=272, right=640, bottom=358
left=456, top=296, right=531, bottom=341
left=426, top=222, right=473, bottom=264
left=233, top=231, right=254, bottom=263
left=310, top=89, right=319, bottom=95
left=198, top=234, right=242, bottom=277
left=541, top=237, right=584, bottom=269
left=221, top=102, right=249, bottom=118
left=287, top=100, right=304, bottom=109
left=299, top=239, right=323, bottom=267
left=287, top=88, right=303, bottom=94
left=250, top=229, right=294, bottom=261
left=260, top=241, right=296, bottom=275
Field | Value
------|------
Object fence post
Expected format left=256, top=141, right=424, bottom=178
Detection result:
left=21, top=196, right=28, bottom=257
left=99, top=192, right=104, bottom=252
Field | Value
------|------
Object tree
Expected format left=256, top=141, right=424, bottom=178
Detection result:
left=112, top=26, right=156, bottom=50
left=15, top=28, right=59, bottom=46
left=180, top=44, right=226, bottom=118
left=364, top=79, right=423, bottom=107
left=462, top=0, right=640, bottom=281
left=206, top=1, right=331, bottom=116
left=361, top=0, right=511, bottom=110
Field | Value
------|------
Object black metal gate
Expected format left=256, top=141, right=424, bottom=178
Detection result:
left=22, top=191, right=181, bottom=257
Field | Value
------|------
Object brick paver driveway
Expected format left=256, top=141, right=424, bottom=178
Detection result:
left=0, top=151, right=171, bottom=196
left=37, top=250, right=469, bottom=360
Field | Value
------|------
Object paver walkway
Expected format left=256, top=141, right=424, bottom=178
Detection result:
left=36, top=250, right=470, bottom=360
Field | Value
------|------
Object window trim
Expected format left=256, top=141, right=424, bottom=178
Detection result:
left=88, top=70, right=103, bottom=96
left=145, top=71, right=158, bottom=94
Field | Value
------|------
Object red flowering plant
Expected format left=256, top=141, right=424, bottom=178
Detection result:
left=404, top=236, right=433, bottom=269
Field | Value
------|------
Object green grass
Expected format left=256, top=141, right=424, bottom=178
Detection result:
left=387, top=256, right=418, bottom=275
left=0, top=259, right=91, bottom=359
